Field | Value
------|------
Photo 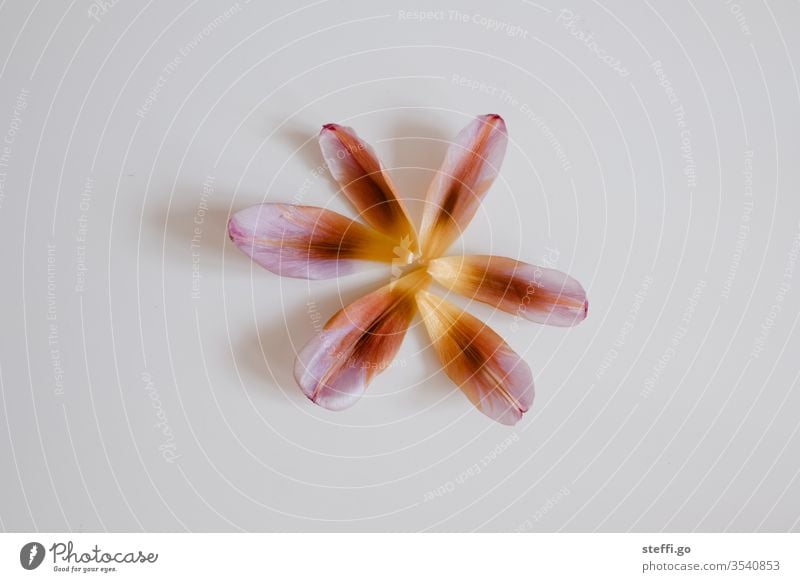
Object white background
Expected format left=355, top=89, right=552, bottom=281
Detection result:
left=1, top=0, right=799, bottom=532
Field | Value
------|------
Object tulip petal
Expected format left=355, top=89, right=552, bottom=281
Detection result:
left=428, top=255, right=588, bottom=327
left=228, top=203, right=399, bottom=279
left=420, top=114, right=508, bottom=259
left=294, top=270, right=430, bottom=410
left=319, top=123, right=418, bottom=247
left=416, top=290, right=534, bottom=425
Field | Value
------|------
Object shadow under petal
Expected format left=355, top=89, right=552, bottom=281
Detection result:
left=153, top=186, right=255, bottom=274
left=384, top=118, right=450, bottom=230
left=242, top=274, right=391, bottom=404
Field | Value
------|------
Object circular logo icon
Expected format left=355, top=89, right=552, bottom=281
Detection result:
left=20, top=542, right=45, bottom=570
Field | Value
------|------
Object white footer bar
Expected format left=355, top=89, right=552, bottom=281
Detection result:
left=1, top=533, right=797, bottom=581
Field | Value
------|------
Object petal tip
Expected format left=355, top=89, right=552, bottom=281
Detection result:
left=481, top=113, right=507, bottom=130
left=498, top=413, right=522, bottom=426
left=227, top=211, right=249, bottom=246
left=307, top=390, right=362, bottom=412
left=293, top=355, right=364, bottom=412
left=567, top=292, right=589, bottom=326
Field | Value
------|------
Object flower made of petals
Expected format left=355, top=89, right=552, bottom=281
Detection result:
left=229, top=115, right=587, bottom=425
